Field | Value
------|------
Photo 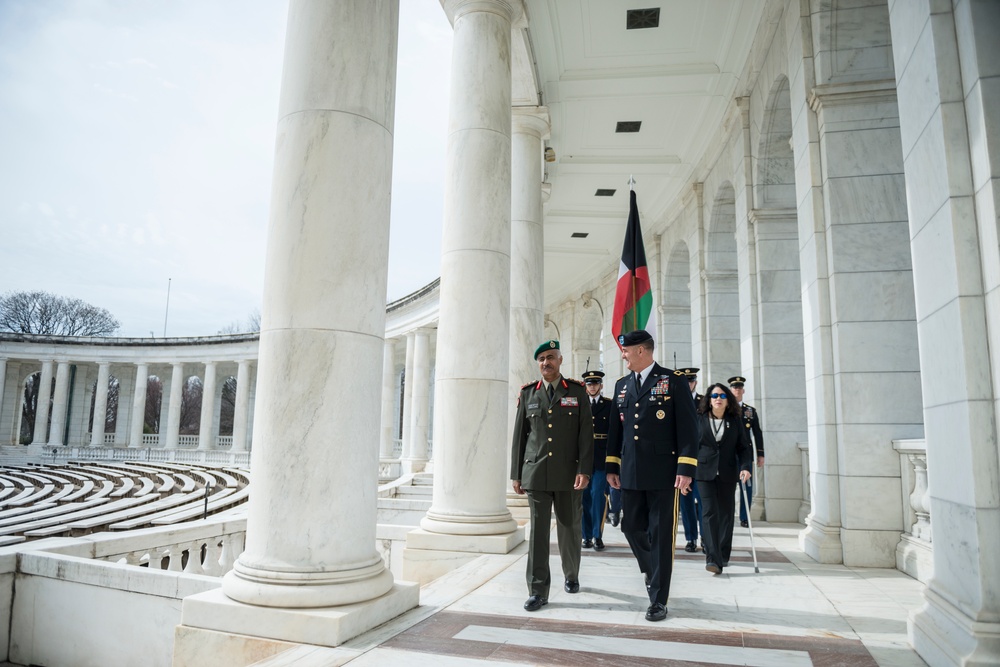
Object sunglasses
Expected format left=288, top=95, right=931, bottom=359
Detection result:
left=709, top=393, right=728, bottom=399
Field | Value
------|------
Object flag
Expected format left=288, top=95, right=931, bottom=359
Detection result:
left=612, top=190, right=656, bottom=349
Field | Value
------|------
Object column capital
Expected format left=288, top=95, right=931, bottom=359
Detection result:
left=443, top=0, right=524, bottom=26
left=511, top=106, right=550, bottom=137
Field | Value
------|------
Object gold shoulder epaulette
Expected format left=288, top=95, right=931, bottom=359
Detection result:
left=673, top=369, right=685, bottom=376
left=520, top=381, right=535, bottom=390
left=566, top=377, right=585, bottom=386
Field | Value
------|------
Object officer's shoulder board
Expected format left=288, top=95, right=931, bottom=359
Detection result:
left=565, top=377, right=585, bottom=387
left=673, top=369, right=685, bottom=376
left=520, top=381, right=536, bottom=391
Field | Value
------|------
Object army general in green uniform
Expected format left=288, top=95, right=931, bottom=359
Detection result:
left=511, top=340, right=594, bottom=612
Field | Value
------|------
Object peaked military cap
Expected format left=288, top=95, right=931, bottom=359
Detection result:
left=679, top=367, right=700, bottom=379
left=533, top=339, right=560, bottom=360
left=728, top=375, right=746, bottom=387
left=618, top=329, right=652, bottom=347
left=582, top=370, right=605, bottom=384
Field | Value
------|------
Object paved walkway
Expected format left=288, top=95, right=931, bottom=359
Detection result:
left=259, top=521, right=929, bottom=666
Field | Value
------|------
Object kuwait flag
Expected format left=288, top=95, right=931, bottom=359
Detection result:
left=612, top=190, right=656, bottom=349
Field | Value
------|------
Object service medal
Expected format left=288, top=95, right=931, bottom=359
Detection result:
left=656, top=410, right=665, bottom=420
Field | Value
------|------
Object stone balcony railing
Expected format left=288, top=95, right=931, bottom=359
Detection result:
left=893, top=438, right=932, bottom=583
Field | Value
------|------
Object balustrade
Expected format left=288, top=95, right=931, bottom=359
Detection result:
left=893, top=438, right=932, bottom=582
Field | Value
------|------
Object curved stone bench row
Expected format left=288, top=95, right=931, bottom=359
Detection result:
left=0, top=461, right=250, bottom=540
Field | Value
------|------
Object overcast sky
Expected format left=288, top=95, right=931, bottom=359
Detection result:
left=0, top=0, right=451, bottom=338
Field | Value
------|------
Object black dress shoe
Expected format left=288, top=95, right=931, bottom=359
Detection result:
left=524, top=595, right=548, bottom=611
left=610, top=513, right=620, bottom=527
left=741, top=520, right=749, bottom=528
left=684, top=541, right=696, bottom=552
left=582, top=538, right=593, bottom=549
left=723, top=561, right=730, bottom=568
left=564, top=580, right=580, bottom=594
left=594, top=538, right=605, bottom=551
left=706, top=563, right=722, bottom=574
left=645, top=603, right=667, bottom=622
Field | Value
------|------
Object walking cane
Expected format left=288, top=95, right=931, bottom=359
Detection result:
left=739, top=479, right=760, bottom=573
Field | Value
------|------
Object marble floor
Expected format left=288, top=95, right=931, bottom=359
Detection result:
left=253, top=521, right=929, bottom=666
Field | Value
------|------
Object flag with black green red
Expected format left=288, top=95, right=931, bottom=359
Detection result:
left=612, top=190, right=656, bottom=349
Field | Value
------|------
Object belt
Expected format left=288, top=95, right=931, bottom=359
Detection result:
left=593, top=434, right=608, bottom=439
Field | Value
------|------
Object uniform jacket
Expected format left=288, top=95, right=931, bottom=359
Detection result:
left=695, top=412, right=753, bottom=482
left=739, top=402, right=765, bottom=458
left=510, top=376, right=594, bottom=491
left=590, top=395, right=611, bottom=472
left=606, top=363, right=699, bottom=490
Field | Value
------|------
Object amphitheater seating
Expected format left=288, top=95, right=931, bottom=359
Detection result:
left=0, top=460, right=251, bottom=542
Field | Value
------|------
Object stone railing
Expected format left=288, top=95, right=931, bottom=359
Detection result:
left=797, top=441, right=810, bottom=523
left=893, top=438, right=932, bottom=583
left=99, top=520, right=246, bottom=577
left=47, top=446, right=250, bottom=467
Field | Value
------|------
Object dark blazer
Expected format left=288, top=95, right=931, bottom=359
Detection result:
left=606, top=363, right=699, bottom=490
left=590, top=395, right=611, bottom=472
left=740, top=402, right=765, bottom=458
left=695, top=412, right=753, bottom=482
left=511, top=376, right=594, bottom=491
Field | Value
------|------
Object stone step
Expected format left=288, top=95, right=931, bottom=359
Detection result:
left=396, top=485, right=432, bottom=497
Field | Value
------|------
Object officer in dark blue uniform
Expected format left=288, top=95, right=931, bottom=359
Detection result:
left=677, top=367, right=704, bottom=552
left=729, top=375, right=765, bottom=527
left=606, top=330, right=699, bottom=622
left=581, top=369, right=611, bottom=550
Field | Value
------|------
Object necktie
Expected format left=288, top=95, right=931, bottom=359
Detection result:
left=547, top=383, right=554, bottom=400
left=635, top=372, right=642, bottom=386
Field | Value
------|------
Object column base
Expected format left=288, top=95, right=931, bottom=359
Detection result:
left=222, top=558, right=394, bottom=608
left=910, top=587, right=1000, bottom=667
left=174, top=582, right=419, bottom=665
left=421, top=509, right=518, bottom=536
left=800, top=516, right=843, bottom=563
left=402, top=527, right=524, bottom=584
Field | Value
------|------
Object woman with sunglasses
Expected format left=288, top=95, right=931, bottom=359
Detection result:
left=694, top=383, right=752, bottom=574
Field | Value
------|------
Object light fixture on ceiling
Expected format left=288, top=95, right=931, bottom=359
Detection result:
left=571, top=232, right=589, bottom=238
left=626, top=8, right=660, bottom=30
left=544, top=146, right=556, bottom=162
left=615, top=121, right=642, bottom=133
left=595, top=189, right=616, bottom=197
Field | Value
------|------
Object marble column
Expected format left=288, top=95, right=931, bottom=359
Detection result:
left=90, top=361, right=111, bottom=447
left=403, top=328, right=431, bottom=473
left=220, top=0, right=402, bottom=611
left=164, top=363, right=183, bottom=450
left=507, top=107, right=548, bottom=453
left=32, top=360, right=53, bottom=445
left=889, top=1, right=1000, bottom=664
left=47, top=362, right=71, bottom=446
left=197, top=361, right=217, bottom=451
left=231, top=360, right=251, bottom=452
left=419, top=0, right=520, bottom=539
left=400, top=332, right=415, bottom=460
left=0, top=358, right=7, bottom=445
left=128, top=363, right=148, bottom=448
left=379, top=339, right=397, bottom=460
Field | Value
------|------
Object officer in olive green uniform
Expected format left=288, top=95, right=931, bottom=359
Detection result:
left=511, top=340, right=594, bottom=612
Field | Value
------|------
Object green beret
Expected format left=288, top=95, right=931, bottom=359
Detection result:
left=534, top=340, right=560, bottom=359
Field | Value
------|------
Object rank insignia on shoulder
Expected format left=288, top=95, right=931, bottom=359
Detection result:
left=521, top=381, right=535, bottom=390
left=566, top=377, right=585, bottom=386
left=673, top=369, right=685, bottom=376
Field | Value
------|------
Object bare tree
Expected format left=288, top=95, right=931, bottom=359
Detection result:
left=0, top=291, right=121, bottom=336
left=219, top=376, right=237, bottom=435
left=179, top=376, right=203, bottom=435
left=217, top=308, right=261, bottom=334
left=145, top=376, right=163, bottom=433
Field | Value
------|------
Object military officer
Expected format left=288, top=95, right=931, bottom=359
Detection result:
left=581, top=369, right=611, bottom=551
left=729, top=375, right=765, bottom=527
left=677, top=367, right=704, bottom=553
left=511, top=340, right=594, bottom=612
left=606, top=330, right=699, bottom=622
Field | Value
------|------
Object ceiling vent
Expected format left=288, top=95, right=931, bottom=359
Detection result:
left=571, top=232, right=589, bottom=238
left=626, top=8, right=660, bottom=30
left=595, top=189, right=616, bottom=197
left=615, top=121, right=642, bottom=133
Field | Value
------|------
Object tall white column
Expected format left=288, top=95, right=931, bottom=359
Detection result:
left=197, top=361, right=217, bottom=451
left=32, top=360, right=54, bottom=445
left=400, top=332, right=415, bottom=460
left=164, top=363, right=184, bottom=450
left=129, top=363, right=148, bottom=448
left=231, top=360, right=252, bottom=452
left=222, top=0, right=400, bottom=609
left=47, top=361, right=71, bottom=446
left=403, top=328, right=431, bottom=473
left=90, top=361, right=111, bottom=447
left=380, top=339, right=397, bottom=460
left=420, top=0, right=520, bottom=538
left=0, top=358, right=7, bottom=445
left=507, top=107, right=548, bottom=450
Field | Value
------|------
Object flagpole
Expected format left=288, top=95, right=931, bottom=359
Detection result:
left=629, top=176, right=638, bottom=332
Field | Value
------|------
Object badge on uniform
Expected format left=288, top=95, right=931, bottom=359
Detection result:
left=527, top=402, right=540, bottom=410
left=656, top=410, right=666, bottom=420
left=561, top=397, right=578, bottom=407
